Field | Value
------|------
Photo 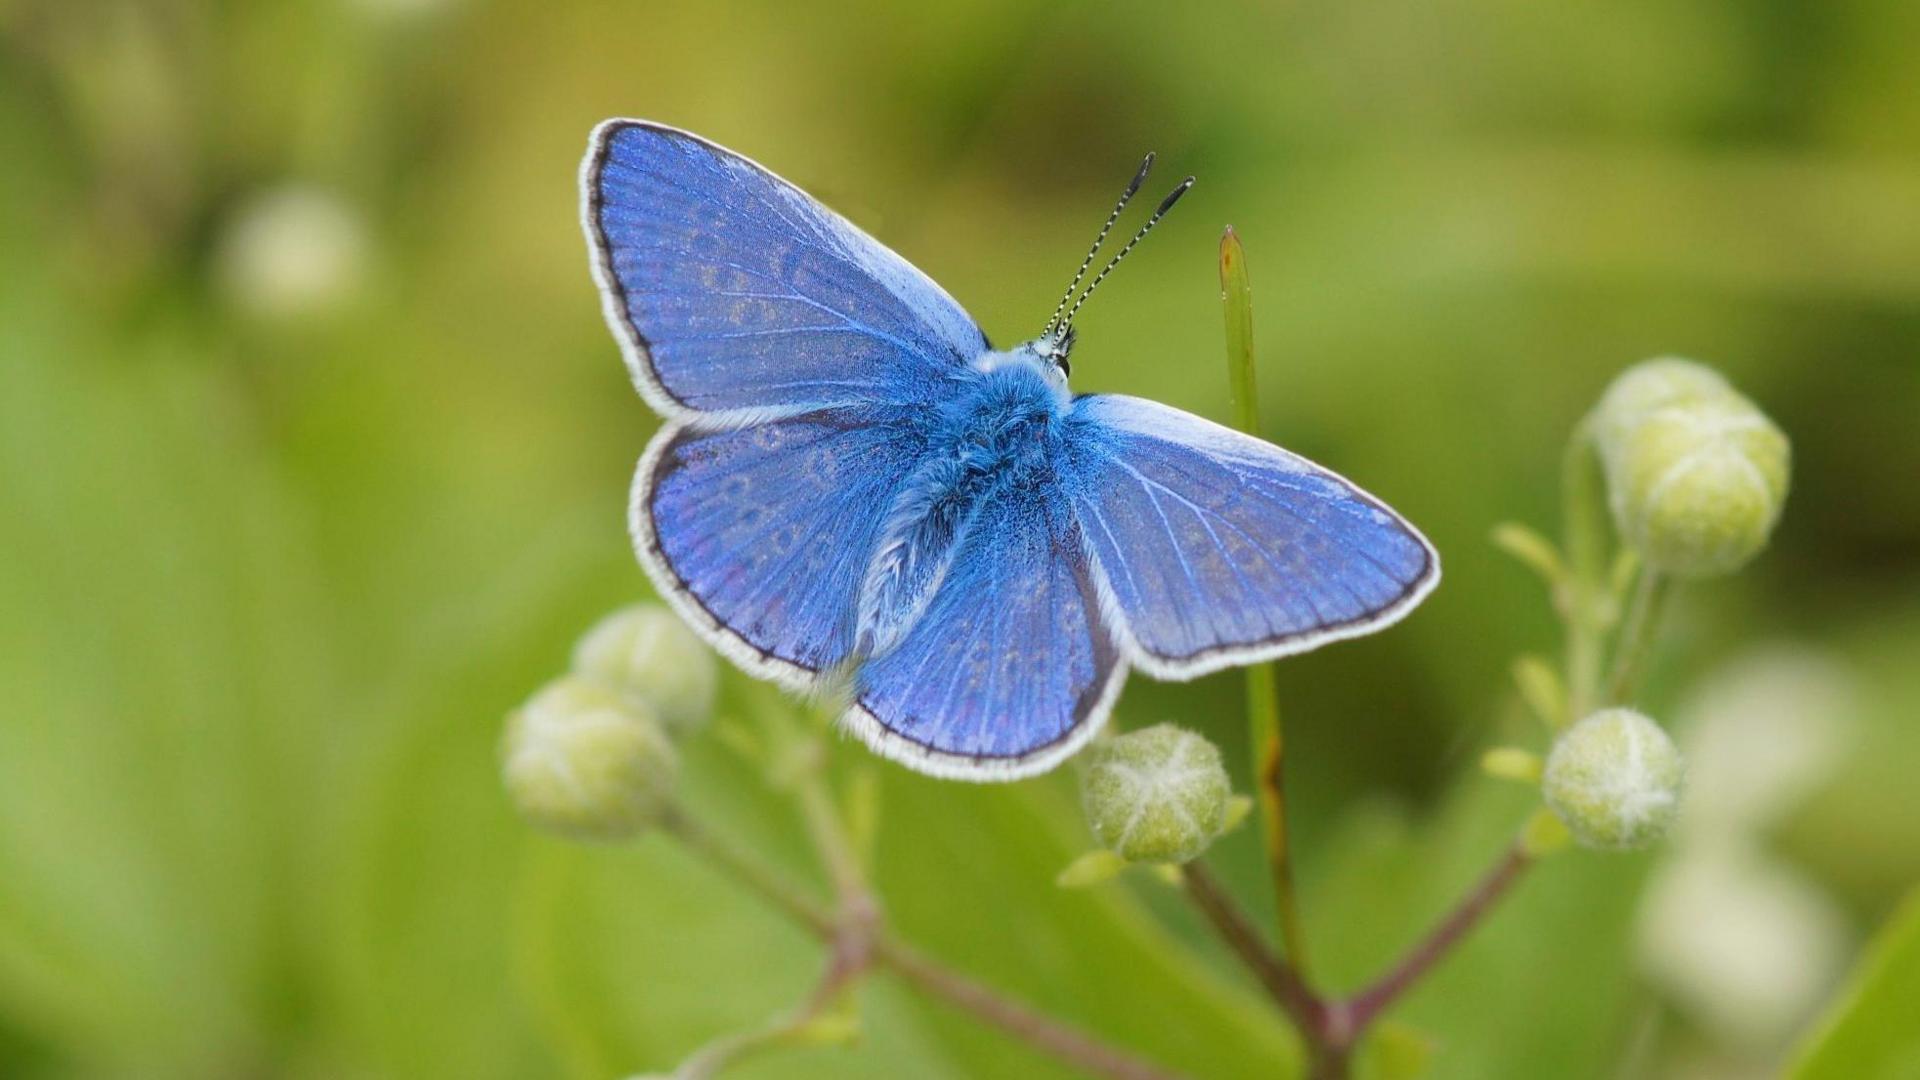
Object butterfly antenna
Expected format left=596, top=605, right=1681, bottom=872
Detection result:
left=1043, top=152, right=1156, bottom=339
left=1059, top=175, right=1194, bottom=331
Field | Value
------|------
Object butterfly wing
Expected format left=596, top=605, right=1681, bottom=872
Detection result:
left=846, top=486, right=1127, bottom=781
left=635, top=403, right=932, bottom=689
left=1067, top=394, right=1438, bottom=679
left=583, top=120, right=987, bottom=420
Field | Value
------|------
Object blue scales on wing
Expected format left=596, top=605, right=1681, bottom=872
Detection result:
left=585, top=120, right=987, bottom=417
left=1066, top=395, right=1438, bottom=679
left=636, top=405, right=929, bottom=688
left=847, top=487, right=1126, bottom=777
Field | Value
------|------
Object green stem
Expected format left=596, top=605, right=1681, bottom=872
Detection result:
left=797, top=761, right=869, bottom=907
left=1221, top=227, right=1261, bottom=436
left=1220, top=225, right=1313, bottom=979
left=874, top=937, right=1190, bottom=1080
left=1250, top=667, right=1310, bottom=975
left=1603, top=569, right=1671, bottom=705
left=663, top=808, right=835, bottom=938
left=1561, top=423, right=1608, bottom=719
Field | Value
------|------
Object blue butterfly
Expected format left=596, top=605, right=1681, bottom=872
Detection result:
left=581, top=119, right=1439, bottom=781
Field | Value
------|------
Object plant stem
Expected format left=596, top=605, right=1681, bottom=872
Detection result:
left=1603, top=568, right=1670, bottom=705
left=664, top=808, right=835, bottom=938
left=796, top=757, right=874, bottom=909
left=662, top=810, right=1189, bottom=1080
left=1179, top=861, right=1321, bottom=1036
left=1220, top=228, right=1260, bottom=437
left=1220, top=225, right=1313, bottom=978
left=1561, top=424, right=1608, bottom=719
left=1179, top=838, right=1538, bottom=1076
left=1338, top=841, right=1533, bottom=1035
left=874, top=937, right=1189, bottom=1080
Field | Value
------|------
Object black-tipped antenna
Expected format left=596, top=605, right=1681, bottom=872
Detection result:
left=1043, top=153, right=1157, bottom=338
left=1058, top=176, right=1194, bottom=329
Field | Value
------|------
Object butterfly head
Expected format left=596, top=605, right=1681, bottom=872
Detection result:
left=1035, top=153, right=1193, bottom=381
left=975, top=331, right=1074, bottom=397
left=1034, top=324, right=1077, bottom=377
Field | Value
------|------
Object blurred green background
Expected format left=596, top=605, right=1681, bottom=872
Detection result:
left=3, top=1, right=1918, bottom=1077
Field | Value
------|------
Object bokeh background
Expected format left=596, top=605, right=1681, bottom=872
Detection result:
left=3, top=1, right=1918, bottom=1077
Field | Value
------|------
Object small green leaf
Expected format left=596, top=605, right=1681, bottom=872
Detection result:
left=1480, top=747, right=1543, bottom=785
left=1356, top=1018, right=1435, bottom=1080
left=1788, top=889, right=1920, bottom=1080
left=1519, top=806, right=1572, bottom=858
left=1491, top=523, right=1567, bottom=587
left=1512, top=655, right=1570, bottom=730
left=1221, top=794, right=1255, bottom=834
left=1055, top=849, right=1128, bottom=888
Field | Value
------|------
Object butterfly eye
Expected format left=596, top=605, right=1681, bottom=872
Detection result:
left=1057, top=358, right=1072, bottom=378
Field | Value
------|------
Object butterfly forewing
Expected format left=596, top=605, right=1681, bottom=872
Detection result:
left=585, top=120, right=986, bottom=418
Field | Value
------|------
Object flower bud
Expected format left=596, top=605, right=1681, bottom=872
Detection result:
left=1543, top=708, right=1684, bottom=850
left=1081, top=724, right=1232, bottom=864
left=571, top=604, right=717, bottom=736
left=1591, top=359, right=1789, bottom=578
left=502, top=675, right=677, bottom=840
left=1590, top=358, right=1735, bottom=450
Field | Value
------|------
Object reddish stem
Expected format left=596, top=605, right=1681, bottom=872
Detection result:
left=1182, top=841, right=1535, bottom=1079
left=1337, top=843, right=1533, bottom=1037
left=1180, top=862, right=1321, bottom=1034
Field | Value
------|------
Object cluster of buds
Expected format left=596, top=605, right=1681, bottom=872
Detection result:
left=502, top=605, right=716, bottom=840
left=1590, top=358, right=1790, bottom=578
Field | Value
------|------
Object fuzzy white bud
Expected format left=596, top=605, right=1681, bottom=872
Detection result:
left=502, top=675, right=677, bottom=840
left=1081, top=724, right=1232, bottom=864
left=1543, top=708, right=1685, bottom=850
left=571, top=604, right=717, bottom=736
left=1591, top=358, right=1790, bottom=578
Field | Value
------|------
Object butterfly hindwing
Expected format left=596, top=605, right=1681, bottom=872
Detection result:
left=584, top=120, right=987, bottom=418
left=1066, top=394, right=1438, bottom=679
left=847, top=485, right=1126, bottom=780
left=635, top=405, right=926, bottom=688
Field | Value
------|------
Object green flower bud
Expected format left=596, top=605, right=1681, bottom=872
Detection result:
left=1543, top=708, right=1685, bottom=851
left=571, top=604, right=717, bottom=736
left=1591, top=359, right=1790, bottom=578
left=1081, top=724, right=1232, bottom=864
left=1591, top=358, right=1736, bottom=450
left=502, top=675, right=677, bottom=840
